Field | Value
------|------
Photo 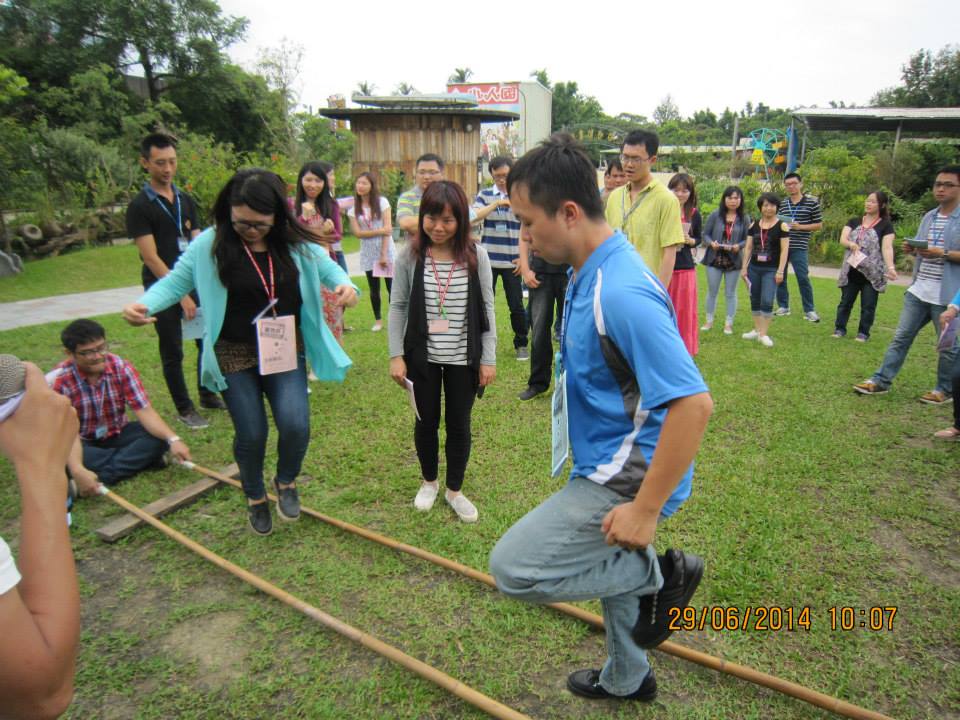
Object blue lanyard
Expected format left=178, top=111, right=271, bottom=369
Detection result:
left=928, top=215, right=949, bottom=245
left=785, top=197, right=801, bottom=222
left=556, top=272, right=574, bottom=378
left=153, top=189, right=183, bottom=235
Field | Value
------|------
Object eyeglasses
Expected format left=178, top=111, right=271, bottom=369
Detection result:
left=416, top=169, right=442, bottom=177
left=933, top=181, right=959, bottom=189
left=232, top=219, right=274, bottom=233
left=75, top=343, right=108, bottom=358
left=619, top=153, right=650, bottom=166
left=492, top=173, right=510, bottom=181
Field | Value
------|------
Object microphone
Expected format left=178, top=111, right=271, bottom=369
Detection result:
left=0, top=354, right=26, bottom=421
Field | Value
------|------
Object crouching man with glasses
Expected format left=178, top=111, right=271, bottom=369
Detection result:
left=50, top=319, right=191, bottom=497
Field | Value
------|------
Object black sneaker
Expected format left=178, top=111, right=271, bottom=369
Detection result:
left=273, top=478, right=300, bottom=521
left=199, top=394, right=227, bottom=410
left=248, top=501, right=273, bottom=536
left=518, top=386, right=545, bottom=401
left=632, top=549, right=703, bottom=649
left=177, top=408, right=209, bottom=429
left=566, top=668, right=657, bottom=702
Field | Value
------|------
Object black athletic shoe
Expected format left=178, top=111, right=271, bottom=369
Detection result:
left=632, top=549, right=703, bottom=649
left=199, top=394, right=227, bottom=410
left=273, top=478, right=300, bottom=521
left=518, top=386, right=545, bottom=401
left=566, top=668, right=657, bottom=701
left=248, top=501, right=273, bottom=536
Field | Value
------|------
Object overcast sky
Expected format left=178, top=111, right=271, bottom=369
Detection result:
left=218, top=0, right=957, bottom=119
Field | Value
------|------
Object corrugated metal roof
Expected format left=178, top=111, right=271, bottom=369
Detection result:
left=320, top=106, right=520, bottom=123
left=793, top=107, right=960, bottom=133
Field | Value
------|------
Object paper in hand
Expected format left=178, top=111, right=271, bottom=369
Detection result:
left=404, top=378, right=421, bottom=421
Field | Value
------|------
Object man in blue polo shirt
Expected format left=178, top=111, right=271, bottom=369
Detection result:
left=472, top=156, right=528, bottom=360
left=490, top=133, right=713, bottom=703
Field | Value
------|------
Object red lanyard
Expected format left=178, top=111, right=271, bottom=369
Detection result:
left=857, top=216, right=880, bottom=242
left=428, top=251, right=458, bottom=318
left=759, top=226, right=769, bottom=252
left=242, top=243, right=276, bottom=310
left=725, top=221, right=734, bottom=242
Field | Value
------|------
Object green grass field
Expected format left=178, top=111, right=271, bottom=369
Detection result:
left=0, top=250, right=957, bottom=719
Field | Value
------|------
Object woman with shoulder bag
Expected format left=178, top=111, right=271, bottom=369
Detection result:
left=701, top=186, right=749, bottom=335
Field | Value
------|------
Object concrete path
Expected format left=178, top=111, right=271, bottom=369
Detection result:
left=0, top=258, right=904, bottom=331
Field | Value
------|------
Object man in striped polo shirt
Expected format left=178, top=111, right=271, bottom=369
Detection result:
left=775, top=172, right=823, bottom=321
left=396, top=154, right=445, bottom=243
left=854, top=165, right=960, bottom=403
left=473, top=156, right=528, bottom=360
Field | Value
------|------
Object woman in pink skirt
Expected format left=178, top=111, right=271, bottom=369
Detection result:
left=667, top=173, right=701, bottom=355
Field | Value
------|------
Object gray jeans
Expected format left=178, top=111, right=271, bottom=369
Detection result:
left=705, top=265, right=740, bottom=323
left=489, top=478, right=662, bottom=695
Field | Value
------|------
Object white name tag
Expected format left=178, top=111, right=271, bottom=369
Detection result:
left=256, top=315, right=297, bottom=375
left=428, top=317, right=450, bottom=334
left=551, top=370, right=569, bottom=477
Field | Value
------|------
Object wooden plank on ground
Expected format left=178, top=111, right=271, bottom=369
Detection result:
left=95, top=463, right=238, bottom=542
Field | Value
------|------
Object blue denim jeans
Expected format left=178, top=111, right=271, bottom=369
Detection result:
left=872, top=291, right=958, bottom=394
left=221, top=356, right=310, bottom=500
left=490, top=478, right=662, bottom=695
left=748, top=265, right=778, bottom=317
left=82, top=422, right=167, bottom=486
left=704, top=266, right=739, bottom=323
left=776, top=246, right=816, bottom=313
left=334, top=250, right=349, bottom=275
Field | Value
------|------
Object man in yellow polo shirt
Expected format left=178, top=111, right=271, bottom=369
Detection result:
left=605, top=130, right=684, bottom=287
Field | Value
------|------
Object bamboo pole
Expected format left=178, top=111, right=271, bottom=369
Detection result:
left=98, top=485, right=532, bottom=720
left=179, top=462, right=894, bottom=720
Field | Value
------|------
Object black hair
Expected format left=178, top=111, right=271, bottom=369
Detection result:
left=507, top=132, right=605, bottom=221
left=61, top=319, right=105, bottom=352
left=866, top=190, right=891, bottom=220
left=354, top=171, right=383, bottom=221
left=757, top=192, right=781, bottom=210
left=140, top=133, right=176, bottom=159
left=411, top=181, right=477, bottom=271
left=416, top=153, right=445, bottom=170
left=488, top=156, right=513, bottom=173
left=784, top=172, right=802, bottom=183
left=937, top=164, right=960, bottom=182
left=621, top=129, right=659, bottom=158
left=668, top=173, right=698, bottom=218
left=211, top=168, right=317, bottom=288
left=720, top=185, right=746, bottom=220
left=605, top=157, right=624, bottom=175
left=295, top=161, right=335, bottom=220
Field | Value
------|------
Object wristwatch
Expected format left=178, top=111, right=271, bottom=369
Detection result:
left=167, top=435, right=181, bottom=446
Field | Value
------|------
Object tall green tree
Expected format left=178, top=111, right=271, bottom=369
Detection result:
left=872, top=45, right=960, bottom=107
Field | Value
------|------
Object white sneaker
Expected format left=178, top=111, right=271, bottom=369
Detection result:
left=723, top=323, right=733, bottom=335
left=700, top=318, right=714, bottom=331
left=371, top=321, right=383, bottom=332
left=445, top=492, right=478, bottom=523
left=774, top=307, right=791, bottom=317
left=414, top=482, right=439, bottom=511
left=742, top=330, right=759, bottom=340
left=759, top=335, right=774, bottom=347
left=804, top=311, right=821, bottom=323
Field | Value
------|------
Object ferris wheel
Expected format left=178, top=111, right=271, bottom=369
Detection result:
left=748, top=128, right=788, bottom=180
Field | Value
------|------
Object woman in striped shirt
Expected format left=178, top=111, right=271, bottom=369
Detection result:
left=388, top=181, right=497, bottom=522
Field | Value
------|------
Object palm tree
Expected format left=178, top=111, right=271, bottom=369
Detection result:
left=394, top=82, right=418, bottom=96
left=355, top=81, right=376, bottom=96
left=448, top=67, right=473, bottom=83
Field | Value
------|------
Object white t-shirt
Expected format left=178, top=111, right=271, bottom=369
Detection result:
left=0, top=535, right=21, bottom=595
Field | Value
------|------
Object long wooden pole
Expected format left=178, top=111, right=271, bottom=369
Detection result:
left=98, top=485, right=532, bottom=720
left=179, top=462, right=894, bottom=720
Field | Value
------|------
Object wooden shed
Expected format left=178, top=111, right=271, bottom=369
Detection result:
left=319, top=95, right=519, bottom=199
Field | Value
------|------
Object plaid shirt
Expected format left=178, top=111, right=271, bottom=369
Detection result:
left=51, top=354, right=150, bottom=440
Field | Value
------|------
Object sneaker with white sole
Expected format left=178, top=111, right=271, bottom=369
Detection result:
left=758, top=335, right=774, bottom=347
left=741, top=330, right=759, bottom=340
left=774, top=307, right=791, bottom=317
left=700, top=317, right=714, bottom=331
left=804, top=311, right=821, bottom=322
left=919, top=390, right=951, bottom=405
left=445, top=492, right=478, bottom=522
left=723, top=324, right=733, bottom=335
left=413, top=482, right=439, bottom=511
left=371, top=321, right=383, bottom=332
left=853, top=380, right=888, bottom=395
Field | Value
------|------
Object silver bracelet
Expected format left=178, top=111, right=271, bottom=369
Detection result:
left=167, top=435, right=181, bottom=446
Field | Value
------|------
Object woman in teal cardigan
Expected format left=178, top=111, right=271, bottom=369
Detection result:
left=123, top=169, right=359, bottom=535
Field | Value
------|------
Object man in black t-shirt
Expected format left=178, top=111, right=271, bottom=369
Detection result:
left=125, top=133, right=224, bottom=429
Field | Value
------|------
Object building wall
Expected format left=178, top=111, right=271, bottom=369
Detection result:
left=349, top=115, right=481, bottom=197
left=518, top=82, right=552, bottom=155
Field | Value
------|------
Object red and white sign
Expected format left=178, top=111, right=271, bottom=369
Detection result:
left=447, top=83, right=521, bottom=110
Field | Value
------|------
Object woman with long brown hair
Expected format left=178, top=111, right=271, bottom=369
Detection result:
left=388, top=181, right=497, bottom=522
left=667, top=173, right=701, bottom=354
left=347, top=171, right=394, bottom=332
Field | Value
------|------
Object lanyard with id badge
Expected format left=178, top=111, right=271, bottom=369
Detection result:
left=551, top=284, right=572, bottom=477
left=154, top=190, right=190, bottom=252
left=427, top=252, right=457, bottom=334
left=88, top=381, right=109, bottom=440
left=243, top=244, right=297, bottom=376
left=757, top=225, right=770, bottom=263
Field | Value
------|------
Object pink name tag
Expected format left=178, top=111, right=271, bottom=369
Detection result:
left=256, top=315, right=297, bottom=375
left=757, top=254, right=769, bottom=262
left=428, top=318, right=450, bottom=334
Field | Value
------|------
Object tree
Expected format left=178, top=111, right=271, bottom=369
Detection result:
left=653, top=95, right=680, bottom=125
left=529, top=69, right=550, bottom=88
left=872, top=45, right=960, bottom=107
left=355, top=81, right=376, bottom=96
left=691, top=109, right=717, bottom=127
left=254, top=40, right=304, bottom=156
left=448, top=67, right=472, bottom=83
left=551, top=81, right=603, bottom=131
left=394, top=82, right=418, bottom=96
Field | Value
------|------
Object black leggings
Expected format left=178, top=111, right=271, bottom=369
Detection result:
left=365, top=271, right=393, bottom=321
left=412, top=363, right=476, bottom=491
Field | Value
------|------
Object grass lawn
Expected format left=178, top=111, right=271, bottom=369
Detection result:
left=0, top=269, right=957, bottom=719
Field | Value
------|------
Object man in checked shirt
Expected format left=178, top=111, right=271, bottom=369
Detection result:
left=50, top=319, right=191, bottom=497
